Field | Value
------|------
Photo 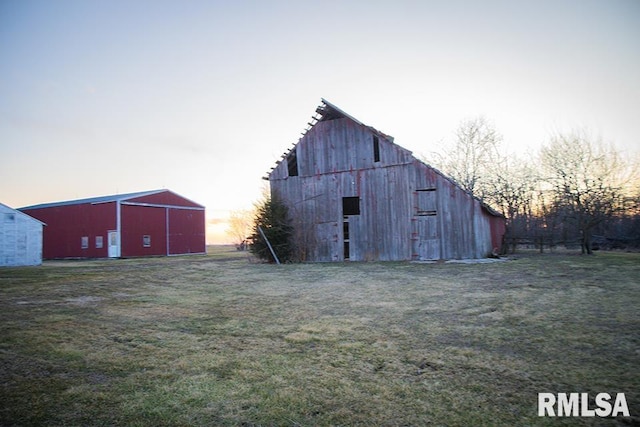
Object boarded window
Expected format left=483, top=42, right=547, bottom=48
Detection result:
left=143, top=235, right=151, bottom=247
left=343, top=218, right=350, bottom=260
left=342, top=216, right=357, bottom=260
left=287, top=149, right=299, bottom=177
left=416, top=188, right=437, bottom=216
left=342, top=197, right=360, bottom=215
left=95, top=236, right=103, bottom=249
left=81, top=236, right=89, bottom=249
left=373, top=135, right=380, bottom=162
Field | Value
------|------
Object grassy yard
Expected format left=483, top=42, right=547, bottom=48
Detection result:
left=1, top=247, right=638, bottom=426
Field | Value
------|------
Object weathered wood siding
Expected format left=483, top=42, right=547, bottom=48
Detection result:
left=270, top=111, right=503, bottom=261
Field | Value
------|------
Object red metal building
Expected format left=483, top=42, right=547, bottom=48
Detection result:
left=20, top=189, right=205, bottom=259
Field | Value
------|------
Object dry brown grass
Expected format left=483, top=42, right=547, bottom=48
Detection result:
left=1, top=247, right=638, bottom=426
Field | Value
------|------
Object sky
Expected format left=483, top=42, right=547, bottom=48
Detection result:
left=1, top=0, right=639, bottom=243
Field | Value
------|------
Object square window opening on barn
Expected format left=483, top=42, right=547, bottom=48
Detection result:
left=143, top=235, right=151, bottom=247
left=81, top=236, right=89, bottom=249
left=95, top=236, right=103, bottom=249
left=416, top=188, right=437, bottom=216
left=373, top=135, right=380, bottom=162
left=287, top=150, right=299, bottom=177
left=342, top=197, right=360, bottom=216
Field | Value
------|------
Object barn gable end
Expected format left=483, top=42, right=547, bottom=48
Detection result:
left=268, top=99, right=505, bottom=261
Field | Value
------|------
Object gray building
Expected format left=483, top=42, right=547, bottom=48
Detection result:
left=267, top=99, right=505, bottom=262
left=1, top=203, right=45, bottom=266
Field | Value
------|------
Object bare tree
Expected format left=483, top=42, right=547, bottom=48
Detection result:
left=540, top=130, right=637, bottom=254
left=226, top=209, right=253, bottom=249
left=483, top=154, right=540, bottom=253
left=426, top=116, right=508, bottom=254
left=431, top=116, right=503, bottom=255
left=428, top=119, right=639, bottom=254
left=439, top=116, right=503, bottom=199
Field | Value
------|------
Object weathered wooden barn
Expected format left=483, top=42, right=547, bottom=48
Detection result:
left=1, top=203, right=45, bottom=266
left=20, top=189, right=205, bottom=259
left=267, top=99, right=505, bottom=261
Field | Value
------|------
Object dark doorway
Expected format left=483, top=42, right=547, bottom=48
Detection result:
left=342, top=197, right=360, bottom=216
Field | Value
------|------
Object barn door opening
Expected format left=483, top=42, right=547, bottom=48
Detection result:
left=342, top=197, right=360, bottom=260
left=108, top=230, right=120, bottom=258
left=343, top=218, right=350, bottom=260
left=412, top=189, right=441, bottom=260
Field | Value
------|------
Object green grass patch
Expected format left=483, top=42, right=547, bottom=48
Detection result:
left=1, top=248, right=638, bottom=425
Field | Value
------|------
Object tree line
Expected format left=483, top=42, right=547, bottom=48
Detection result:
left=429, top=117, right=640, bottom=254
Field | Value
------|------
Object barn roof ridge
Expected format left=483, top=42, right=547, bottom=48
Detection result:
left=18, top=189, right=168, bottom=210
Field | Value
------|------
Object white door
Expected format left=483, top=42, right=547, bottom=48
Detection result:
left=108, top=231, right=120, bottom=258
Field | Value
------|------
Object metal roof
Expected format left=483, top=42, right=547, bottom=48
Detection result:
left=19, top=189, right=167, bottom=210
